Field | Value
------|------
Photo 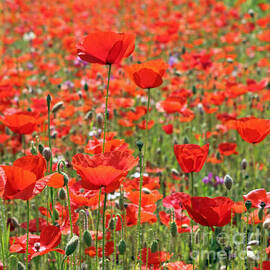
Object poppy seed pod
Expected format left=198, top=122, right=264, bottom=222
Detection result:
left=52, top=101, right=64, bottom=114
left=58, top=188, right=66, bottom=200
left=136, top=140, right=144, bottom=152
left=65, top=235, right=79, bottom=256
left=224, top=174, right=233, bottom=190
left=42, top=147, right=52, bottom=162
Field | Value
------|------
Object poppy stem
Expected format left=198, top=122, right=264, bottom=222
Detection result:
left=46, top=94, right=52, bottom=172
left=102, top=191, right=107, bottom=270
left=102, top=64, right=112, bottom=153
left=191, top=172, right=194, bottom=197
left=66, top=183, right=73, bottom=236
left=26, top=200, right=30, bottom=270
left=95, top=189, right=102, bottom=270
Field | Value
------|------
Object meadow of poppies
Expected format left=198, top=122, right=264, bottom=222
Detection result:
left=0, top=0, right=270, bottom=269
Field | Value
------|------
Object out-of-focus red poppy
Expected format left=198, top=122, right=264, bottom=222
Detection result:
left=162, top=124, right=173, bottom=134
left=10, top=225, right=63, bottom=260
left=254, top=261, right=270, bottom=270
left=85, top=241, right=114, bottom=258
left=1, top=112, right=37, bottom=135
left=126, top=59, right=167, bottom=89
left=141, top=248, right=173, bottom=269
left=163, top=192, right=191, bottom=211
left=243, top=189, right=270, bottom=208
left=174, top=144, right=209, bottom=173
left=218, top=142, right=238, bottom=156
left=77, top=32, right=135, bottom=65
left=165, top=261, right=193, bottom=270
left=72, top=145, right=138, bottom=193
left=183, top=197, right=234, bottom=231
left=242, top=209, right=267, bottom=225
left=234, top=117, right=270, bottom=144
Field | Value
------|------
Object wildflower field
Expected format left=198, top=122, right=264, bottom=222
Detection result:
left=0, top=0, right=270, bottom=269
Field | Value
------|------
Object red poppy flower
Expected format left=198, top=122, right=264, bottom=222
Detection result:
left=165, top=261, right=193, bottom=270
left=163, top=192, right=191, bottom=211
left=72, top=145, right=138, bottom=193
left=218, top=142, right=238, bottom=156
left=1, top=112, right=37, bottom=135
left=183, top=196, right=234, bottom=231
left=162, top=124, right=173, bottom=134
left=85, top=241, right=114, bottom=258
left=243, top=189, right=270, bottom=208
left=141, top=248, right=173, bottom=269
left=254, top=261, right=270, bottom=270
left=174, top=144, right=209, bottom=173
left=234, top=117, right=270, bottom=144
left=77, top=32, right=135, bottom=65
left=126, top=59, right=168, bottom=89
left=10, top=225, right=63, bottom=260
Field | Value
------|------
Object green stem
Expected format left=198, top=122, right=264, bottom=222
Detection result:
left=102, top=191, right=107, bottom=270
left=26, top=200, right=30, bottom=270
left=47, top=95, right=52, bottom=172
left=95, top=189, right=102, bottom=270
left=102, top=64, right=112, bottom=153
left=191, top=172, right=194, bottom=197
left=143, top=88, right=151, bottom=167
left=66, top=184, right=73, bottom=236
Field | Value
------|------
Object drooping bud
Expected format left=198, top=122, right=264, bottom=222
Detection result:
left=38, top=143, right=44, bottom=154
left=17, top=261, right=26, bottom=270
left=65, top=235, right=79, bottom=256
left=118, top=239, right=126, bottom=255
left=241, top=159, right=247, bottom=170
left=83, top=230, right=92, bottom=247
left=224, top=174, right=233, bottom=190
left=84, top=111, right=93, bottom=121
left=183, top=136, right=189, bottom=144
left=142, top=187, right=151, bottom=194
left=263, top=218, right=270, bottom=229
left=58, top=188, right=66, bottom=200
left=42, top=147, right=52, bottom=162
left=150, top=240, right=159, bottom=253
left=52, top=101, right=64, bottom=114
left=96, top=113, right=103, bottom=127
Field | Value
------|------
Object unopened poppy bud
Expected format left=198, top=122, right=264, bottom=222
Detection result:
left=171, top=168, right=179, bottom=176
left=136, top=140, right=144, bottom=152
left=258, top=207, right=264, bottom=221
left=96, top=113, right=103, bottom=126
left=65, top=235, right=79, bottom=256
left=263, top=218, right=270, bottom=229
left=31, top=141, right=38, bottom=155
left=216, top=151, right=221, bottom=160
left=42, top=147, right=52, bottom=162
left=58, top=188, right=66, bottom=200
left=53, top=208, right=59, bottom=220
left=181, top=46, right=186, bottom=54
left=248, top=9, right=254, bottom=17
left=47, top=94, right=52, bottom=108
left=119, top=193, right=125, bottom=210
left=84, top=111, right=93, bottom=121
left=83, top=230, right=92, bottom=247
left=81, top=263, right=88, bottom=270
left=118, top=239, right=126, bottom=255
left=245, top=200, right=252, bottom=210
left=241, top=159, right=247, bottom=170
left=60, top=172, right=69, bottom=186
left=84, top=83, right=88, bottom=91
left=224, top=174, right=233, bottom=190
left=109, top=218, right=115, bottom=230
left=260, top=202, right=266, bottom=208
left=192, top=85, right=197, bottom=94
left=17, top=261, right=26, bottom=270
left=151, top=240, right=159, bottom=253
left=170, top=221, right=177, bottom=237
left=227, top=58, right=233, bottom=63
left=183, top=136, right=189, bottom=144
left=156, top=148, right=161, bottom=155
left=38, top=143, right=44, bottom=154
left=8, top=217, right=20, bottom=229
left=142, top=187, right=151, bottom=194
left=78, top=91, right=82, bottom=98
left=52, top=101, right=64, bottom=114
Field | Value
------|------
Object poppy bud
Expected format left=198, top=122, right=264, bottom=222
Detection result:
left=31, top=141, right=38, bottom=155
left=96, top=113, right=103, bottom=127
left=248, top=9, right=254, bottom=17
left=47, top=94, right=52, bottom=108
left=227, top=58, right=233, bottom=63
left=65, top=235, right=79, bottom=256
left=84, top=111, right=93, bottom=121
left=260, top=202, right=266, bottom=208
left=258, top=208, right=264, bottom=221
left=136, top=140, right=144, bottom=152
left=119, top=193, right=125, bottom=210
left=17, top=261, right=26, bottom=270
left=109, top=218, right=115, bottom=230
left=118, top=239, right=126, bottom=255
left=263, top=218, right=270, bottom=229
left=170, top=221, right=177, bottom=237
left=53, top=208, right=59, bottom=220
left=241, top=159, right=247, bottom=170
left=216, top=151, right=221, bottom=161
left=245, top=200, right=252, bottom=210
left=171, top=168, right=179, bottom=176
left=78, top=91, right=82, bottom=98
left=183, top=136, right=189, bottom=144
left=60, top=172, right=69, bottom=186
left=58, top=188, right=66, bottom=200
left=84, top=83, right=88, bottom=91
left=52, top=101, right=64, bottom=114
left=38, top=143, right=44, bottom=154
left=150, top=240, right=159, bottom=253
left=7, top=217, right=20, bottom=230
left=83, top=230, right=92, bottom=247
left=181, top=47, right=186, bottom=54
left=224, top=174, right=233, bottom=190
left=142, top=187, right=151, bottom=194
left=81, top=263, right=88, bottom=270
left=42, top=147, right=52, bottom=162
left=192, top=85, right=197, bottom=95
